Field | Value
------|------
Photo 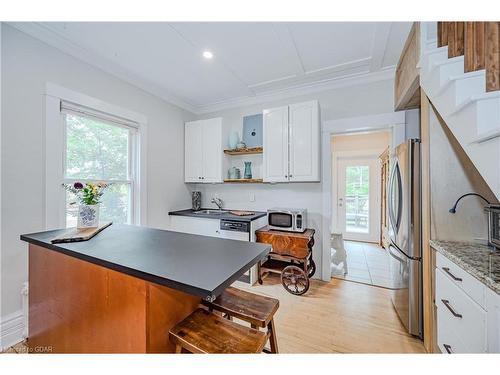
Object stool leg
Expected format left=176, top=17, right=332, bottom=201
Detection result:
left=267, top=319, right=279, bottom=354
left=175, top=344, right=183, bottom=354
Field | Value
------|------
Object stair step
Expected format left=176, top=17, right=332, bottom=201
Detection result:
left=452, top=90, right=500, bottom=115
left=422, top=46, right=448, bottom=75
left=435, top=70, right=485, bottom=97
left=433, top=70, right=487, bottom=117
left=469, top=128, right=500, bottom=145
left=427, top=56, right=465, bottom=97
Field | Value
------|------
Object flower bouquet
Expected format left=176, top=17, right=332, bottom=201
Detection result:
left=65, top=182, right=110, bottom=228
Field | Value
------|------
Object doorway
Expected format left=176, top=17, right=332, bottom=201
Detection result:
left=330, top=130, right=393, bottom=288
left=337, top=158, right=379, bottom=242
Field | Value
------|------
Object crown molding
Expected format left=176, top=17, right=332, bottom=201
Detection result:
left=195, top=67, right=395, bottom=114
left=8, top=22, right=396, bottom=115
left=7, top=22, right=199, bottom=114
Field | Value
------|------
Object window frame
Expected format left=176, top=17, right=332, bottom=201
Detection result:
left=44, top=83, right=147, bottom=229
left=62, top=112, right=138, bottom=226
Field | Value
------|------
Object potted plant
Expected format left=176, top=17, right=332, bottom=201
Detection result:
left=65, top=182, right=110, bottom=228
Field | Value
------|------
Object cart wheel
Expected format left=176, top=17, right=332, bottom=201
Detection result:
left=281, top=265, right=309, bottom=295
left=308, top=259, right=316, bottom=278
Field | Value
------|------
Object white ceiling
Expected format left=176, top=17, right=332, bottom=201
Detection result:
left=10, top=22, right=412, bottom=114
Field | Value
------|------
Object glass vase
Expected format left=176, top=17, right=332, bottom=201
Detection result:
left=77, top=204, right=100, bottom=228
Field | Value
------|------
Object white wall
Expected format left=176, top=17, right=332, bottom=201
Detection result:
left=0, top=24, right=195, bottom=340
left=429, top=105, right=498, bottom=242
left=193, top=79, right=396, bottom=280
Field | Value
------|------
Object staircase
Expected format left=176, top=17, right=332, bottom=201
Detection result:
left=420, top=22, right=500, bottom=199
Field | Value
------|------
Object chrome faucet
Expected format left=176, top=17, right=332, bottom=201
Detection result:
left=211, top=197, right=223, bottom=210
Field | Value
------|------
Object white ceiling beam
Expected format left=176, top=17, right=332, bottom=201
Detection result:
left=271, top=23, right=305, bottom=75
left=168, top=23, right=253, bottom=97
left=369, top=22, right=392, bottom=72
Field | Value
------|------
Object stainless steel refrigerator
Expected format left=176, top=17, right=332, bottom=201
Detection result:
left=387, top=139, right=422, bottom=338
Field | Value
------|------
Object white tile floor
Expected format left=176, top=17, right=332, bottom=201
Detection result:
left=331, top=241, right=393, bottom=288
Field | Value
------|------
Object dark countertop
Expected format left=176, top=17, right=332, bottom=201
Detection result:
left=20, top=224, right=270, bottom=300
left=169, top=208, right=267, bottom=222
left=430, top=240, right=500, bottom=295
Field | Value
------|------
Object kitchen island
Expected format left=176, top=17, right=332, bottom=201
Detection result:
left=20, top=224, right=270, bottom=353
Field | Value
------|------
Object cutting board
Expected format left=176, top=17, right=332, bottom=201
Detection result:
left=51, top=222, right=113, bottom=244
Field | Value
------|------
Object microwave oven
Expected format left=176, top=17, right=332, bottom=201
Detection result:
left=267, top=208, right=307, bottom=232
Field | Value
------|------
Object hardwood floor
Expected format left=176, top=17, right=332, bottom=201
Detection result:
left=2, top=276, right=425, bottom=354
left=238, top=275, right=425, bottom=353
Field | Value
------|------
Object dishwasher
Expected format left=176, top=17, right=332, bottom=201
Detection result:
left=219, top=219, right=252, bottom=283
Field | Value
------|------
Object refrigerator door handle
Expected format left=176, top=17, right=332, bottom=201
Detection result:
left=389, top=239, right=420, bottom=261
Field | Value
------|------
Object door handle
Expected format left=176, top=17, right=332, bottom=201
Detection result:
left=442, top=267, right=463, bottom=282
left=441, top=299, right=463, bottom=318
left=443, top=344, right=453, bottom=354
left=338, top=198, right=343, bottom=207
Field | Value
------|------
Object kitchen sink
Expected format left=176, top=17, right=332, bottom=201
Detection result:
left=193, top=209, right=225, bottom=215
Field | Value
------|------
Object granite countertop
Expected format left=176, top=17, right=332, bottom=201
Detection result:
left=21, top=224, right=270, bottom=300
left=430, top=240, right=500, bottom=295
left=169, top=208, right=267, bottom=222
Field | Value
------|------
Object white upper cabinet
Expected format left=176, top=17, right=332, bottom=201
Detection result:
left=263, top=100, right=320, bottom=183
left=289, top=101, right=320, bottom=182
left=263, top=106, right=289, bottom=183
left=184, top=117, right=222, bottom=183
left=184, top=121, right=203, bottom=183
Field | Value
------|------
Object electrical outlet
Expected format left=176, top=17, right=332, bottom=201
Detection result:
left=249, top=193, right=255, bottom=202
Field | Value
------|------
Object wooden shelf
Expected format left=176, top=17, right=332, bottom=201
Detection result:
left=223, top=146, right=263, bottom=155
left=223, top=178, right=263, bottom=183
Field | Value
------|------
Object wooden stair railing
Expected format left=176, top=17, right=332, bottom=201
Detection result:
left=437, top=21, right=500, bottom=92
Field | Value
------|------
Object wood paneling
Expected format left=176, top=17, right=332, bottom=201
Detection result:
left=28, top=244, right=200, bottom=353
left=394, top=23, right=421, bottom=111
left=486, top=22, right=500, bottom=92
left=448, top=22, right=465, bottom=58
left=465, top=22, right=486, bottom=72
left=438, top=22, right=449, bottom=47
left=146, top=282, right=200, bottom=353
left=420, top=91, right=434, bottom=353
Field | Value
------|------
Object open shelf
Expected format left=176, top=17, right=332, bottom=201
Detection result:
left=223, top=146, right=263, bottom=155
left=223, top=178, right=263, bottom=183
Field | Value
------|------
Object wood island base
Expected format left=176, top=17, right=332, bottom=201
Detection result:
left=28, top=244, right=201, bottom=353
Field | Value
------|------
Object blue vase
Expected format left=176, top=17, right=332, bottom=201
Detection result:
left=229, top=131, right=239, bottom=149
left=244, top=161, right=252, bottom=179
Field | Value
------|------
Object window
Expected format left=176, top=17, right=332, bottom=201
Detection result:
left=62, top=104, right=139, bottom=227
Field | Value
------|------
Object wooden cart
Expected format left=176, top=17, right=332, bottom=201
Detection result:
left=255, top=226, right=315, bottom=295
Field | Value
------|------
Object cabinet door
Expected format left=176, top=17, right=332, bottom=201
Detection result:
left=201, top=117, right=222, bottom=183
left=288, top=100, right=320, bottom=182
left=263, top=106, right=289, bottom=182
left=170, top=216, right=221, bottom=237
left=185, top=121, right=203, bottom=183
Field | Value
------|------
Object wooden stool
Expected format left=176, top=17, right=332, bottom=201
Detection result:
left=169, top=308, right=267, bottom=354
left=203, top=286, right=280, bottom=353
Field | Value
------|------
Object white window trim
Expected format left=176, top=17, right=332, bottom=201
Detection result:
left=44, top=83, right=148, bottom=229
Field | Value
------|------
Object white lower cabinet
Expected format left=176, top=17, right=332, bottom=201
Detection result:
left=435, top=252, right=499, bottom=353
left=169, top=216, right=221, bottom=237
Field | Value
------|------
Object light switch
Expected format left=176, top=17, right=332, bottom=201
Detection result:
left=249, top=193, right=255, bottom=202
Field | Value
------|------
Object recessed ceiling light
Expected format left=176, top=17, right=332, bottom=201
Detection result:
left=202, top=50, right=214, bottom=59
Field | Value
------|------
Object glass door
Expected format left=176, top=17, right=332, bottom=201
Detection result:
left=337, top=158, right=380, bottom=242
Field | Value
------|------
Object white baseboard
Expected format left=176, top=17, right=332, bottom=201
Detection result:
left=0, top=310, right=25, bottom=351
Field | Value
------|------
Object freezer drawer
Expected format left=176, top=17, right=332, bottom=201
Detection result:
left=388, top=243, right=422, bottom=337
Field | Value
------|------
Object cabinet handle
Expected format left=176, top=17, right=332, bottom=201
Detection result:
left=443, top=344, right=453, bottom=354
left=442, top=267, right=463, bottom=282
left=441, top=299, right=463, bottom=318
left=289, top=174, right=293, bottom=178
